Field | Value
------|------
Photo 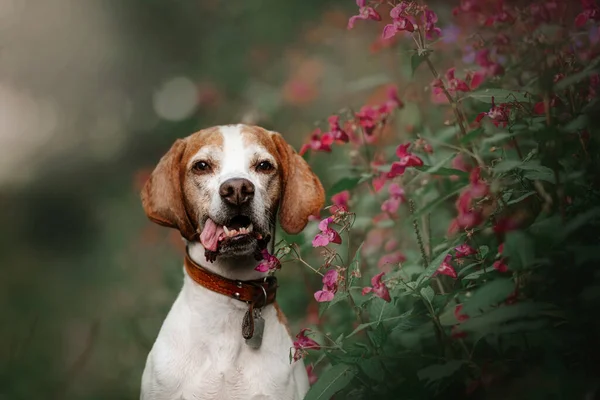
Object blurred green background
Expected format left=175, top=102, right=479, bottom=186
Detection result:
left=0, top=0, right=422, bottom=398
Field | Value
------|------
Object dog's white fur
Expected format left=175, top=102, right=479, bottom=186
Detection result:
left=141, top=126, right=310, bottom=400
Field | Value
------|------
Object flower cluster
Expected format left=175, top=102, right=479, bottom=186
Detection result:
left=314, top=269, right=339, bottom=302
left=254, top=249, right=282, bottom=273
left=361, top=272, right=391, bottom=302
left=312, top=217, right=342, bottom=247
left=292, top=329, right=320, bottom=361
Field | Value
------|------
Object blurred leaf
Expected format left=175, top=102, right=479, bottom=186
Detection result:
left=304, top=364, right=357, bottom=400
left=462, top=278, right=515, bottom=316
left=417, top=360, right=466, bottom=385
left=507, top=191, right=536, bottom=205
left=415, top=184, right=466, bottom=217
left=504, top=231, right=535, bottom=270
left=420, top=287, right=435, bottom=303
left=493, top=159, right=556, bottom=183
left=358, top=358, right=385, bottom=382
left=478, top=245, right=489, bottom=259
left=561, top=115, right=589, bottom=133
left=459, top=127, right=484, bottom=144
left=348, top=243, right=364, bottom=288
left=416, top=247, right=452, bottom=287
left=563, top=207, right=600, bottom=237
left=345, top=74, right=394, bottom=94
left=467, top=88, right=530, bottom=104
left=411, top=52, right=428, bottom=76
left=367, top=324, right=387, bottom=349
left=415, top=165, right=468, bottom=178
left=554, top=56, right=600, bottom=90
left=319, top=291, right=349, bottom=317
left=328, top=177, right=361, bottom=196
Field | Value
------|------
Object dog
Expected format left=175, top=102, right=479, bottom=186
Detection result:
left=140, top=124, right=325, bottom=400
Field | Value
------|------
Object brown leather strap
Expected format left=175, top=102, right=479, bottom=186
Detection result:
left=184, top=251, right=277, bottom=307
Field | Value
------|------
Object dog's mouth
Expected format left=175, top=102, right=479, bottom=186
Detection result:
left=200, top=215, right=264, bottom=254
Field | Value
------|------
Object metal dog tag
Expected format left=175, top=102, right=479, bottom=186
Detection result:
left=245, top=315, right=264, bottom=349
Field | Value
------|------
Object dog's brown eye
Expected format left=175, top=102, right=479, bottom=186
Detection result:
left=193, top=161, right=211, bottom=173
left=256, top=161, right=274, bottom=172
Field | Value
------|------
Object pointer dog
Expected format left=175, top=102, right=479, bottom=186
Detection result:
left=140, top=125, right=324, bottom=400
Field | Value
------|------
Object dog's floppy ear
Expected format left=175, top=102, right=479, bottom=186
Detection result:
left=141, top=139, right=197, bottom=240
left=271, top=133, right=325, bottom=234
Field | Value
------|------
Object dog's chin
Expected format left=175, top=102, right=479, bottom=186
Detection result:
left=218, top=235, right=258, bottom=258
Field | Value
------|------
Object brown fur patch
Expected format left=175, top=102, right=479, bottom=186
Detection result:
left=273, top=302, right=292, bottom=338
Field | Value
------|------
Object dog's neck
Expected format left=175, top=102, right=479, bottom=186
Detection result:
left=186, top=241, right=270, bottom=281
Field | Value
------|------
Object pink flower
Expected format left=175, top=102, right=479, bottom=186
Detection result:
left=493, top=259, right=508, bottom=273
left=312, top=217, right=342, bottom=247
left=378, top=85, right=404, bottom=114
left=348, top=0, right=382, bottom=30
left=299, top=129, right=335, bottom=155
left=361, top=272, right=391, bottom=302
left=445, top=67, right=471, bottom=94
left=454, top=244, right=477, bottom=258
left=372, top=173, right=387, bottom=192
left=424, top=8, right=442, bottom=39
left=474, top=49, right=504, bottom=77
left=433, top=254, right=458, bottom=279
left=327, top=115, right=350, bottom=143
left=382, top=3, right=415, bottom=40
left=306, top=364, right=318, bottom=385
left=314, top=269, right=339, bottom=302
left=381, top=183, right=406, bottom=214
left=454, top=304, right=470, bottom=322
left=575, top=0, right=600, bottom=27
left=468, top=167, right=489, bottom=198
left=293, top=329, right=320, bottom=361
left=356, top=105, right=379, bottom=136
left=475, top=97, right=510, bottom=128
left=254, top=249, right=281, bottom=272
left=387, top=143, right=424, bottom=178
left=330, top=190, right=350, bottom=214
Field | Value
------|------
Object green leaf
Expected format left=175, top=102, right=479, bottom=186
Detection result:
left=304, top=364, right=357, bottom=400
left=420, top=286, right=435, bottom=303
left=467, top=88, right=530, bottom=104
left=319, top=291, right=349, bottom=317
left=507, top=191, right=536, bottom=205
left=504, top=231, right=535, bottom=270
left=348, top=242, right=364, bottom=287
left=414, top=165, right=469, bottom=178
left=554, top=56, right=600, bottom=90
left=459, top=127, right=484, bottom=144
left=328, top=177, right=361, bottom=196
left=358, top=358, right=385, bottom=382
left=411, top=52, right=427, bottom=76
left=416, top=247, right=453, bottom=287
left=462, top=278, right=515, bottom=316
left=417, top=360, right=467, bottom=385
left=563, top=207, right=600, bottom=237
left=367, top=324, right=387, bottom=348
left=415, top=184, right=466, bottom=217
left=478, top=245, right=489, bottom=259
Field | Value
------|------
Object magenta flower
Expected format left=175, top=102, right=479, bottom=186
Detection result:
left=378, top=85, right=404, bottom=114
left=306, top=364, right=318, bottom=385
left=381, top=183, right=405, bottom=214
left=347, top=0, right=381, bottom=30
left=493, top=259, right=509, bottom=273
left=445, top=67, right=471, bottom=93
left=382, top=3, right=415, bottom=40
left=312, top=217, right=342, bottom=247
left=327, top=115, right=349, bottom=143
left=454, top=244, right=477, bottom=259
left=433, top=254, right=458, bottom=279
left=454, top=304, right=470, bottom=322
left=475, top=97, right=510, bottom=127
left=575, top=0, right=599, bottom=27
left=356, top=105, right=379, bottom=136
left=424, top=8, right=442, bottom=39
left=330, top=190, right=350, bottom=214
left=254, top=249, right=281, bottom=272
left=314, top=269, right=339, bottom=302
left=387, top=143, right=424, bottom=178
left=475, top=49, right=504, bottom=77
left=468, top=167, right=489, bottom=199
left=299, top=129, right=335, bottom=155
left=361, top=272, right=391, bottom=302
left=293, top=328, right=320, bottom=361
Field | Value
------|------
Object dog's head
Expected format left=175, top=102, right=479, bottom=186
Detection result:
left=141, top=125, right=325, bottom=259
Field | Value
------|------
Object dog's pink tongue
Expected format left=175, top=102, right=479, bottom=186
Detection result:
left=200, top=218, right=224, bottom=252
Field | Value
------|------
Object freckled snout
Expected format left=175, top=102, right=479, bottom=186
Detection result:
left=219, top=178, right=255, bottom=207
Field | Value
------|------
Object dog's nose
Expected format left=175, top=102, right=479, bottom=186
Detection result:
left=219, top=178, right=255, bottom=206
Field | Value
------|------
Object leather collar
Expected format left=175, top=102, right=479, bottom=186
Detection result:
left=184, top=250, right=278, bottom=308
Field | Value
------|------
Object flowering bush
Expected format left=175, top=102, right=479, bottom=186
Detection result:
left=271, top=0, right=600, bottom=398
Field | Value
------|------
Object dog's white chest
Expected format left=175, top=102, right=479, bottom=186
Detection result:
left=141, top=274, right=309, bottom=400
